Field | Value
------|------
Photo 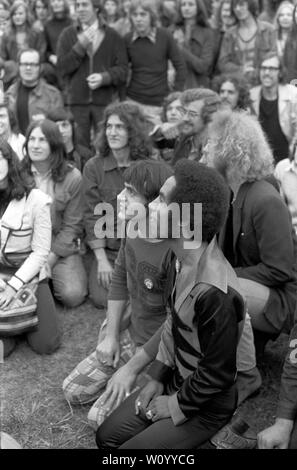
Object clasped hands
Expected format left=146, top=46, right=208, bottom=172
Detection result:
left=135, top=379, right=171, bottom=422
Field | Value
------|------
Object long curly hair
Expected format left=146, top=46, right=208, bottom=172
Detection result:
left=206, top=110, right=274, bottom=185
left=22, top=119, right=72, bottom=183
left=96, top=101, right=152, bottom=160
left=0, top=141, right=34, bottom=201
left=212, top=72, right=253, bottom=111
left=176, top=0, right=209, bottom=27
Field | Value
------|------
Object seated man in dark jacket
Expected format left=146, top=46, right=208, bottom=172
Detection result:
left=96, top=160, right=245, bottom=449
left=57, top=0, right=128, bottom=147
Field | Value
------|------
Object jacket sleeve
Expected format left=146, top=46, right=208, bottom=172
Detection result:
left=180, top=29, right=214, bottom=76
left=277, top=321, right=297, bottom=420
left=100, top=31, right=129, bottom=87
left=52, top=169, right=83, bottom=257
left=9, top=194, right=52, bottom=290
left=235, top=194, right=295, bottom=286
left=167, top=33, right=186, bottom=91
left=57, top=27, right=88, bottom=78
left=168, top=288, right=239, bottom=425
left=82, top=157, right=106, bottom=250
left=50, top=88, right=64, bottom=112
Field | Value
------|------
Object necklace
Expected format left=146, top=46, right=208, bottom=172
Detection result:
left=237, top=28, right=257, bottom=43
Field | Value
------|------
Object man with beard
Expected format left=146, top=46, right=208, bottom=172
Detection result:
left=212, top=72, right=253, bottom=112
left=152, top=88, right=221, bottom=165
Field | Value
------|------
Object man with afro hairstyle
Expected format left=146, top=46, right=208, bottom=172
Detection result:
left=96, top=160, right=245, bottom=449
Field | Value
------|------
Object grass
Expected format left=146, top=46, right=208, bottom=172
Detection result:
left=0, top=299, right=289, bottom=449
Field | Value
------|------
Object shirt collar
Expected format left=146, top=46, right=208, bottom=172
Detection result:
left=102, top=152, right=121, bottom=172
left=132, top=27, right=157, bottom=43
left=31, top=163, right=52, bottom=179
left=285, top=160, right=297, bottom=175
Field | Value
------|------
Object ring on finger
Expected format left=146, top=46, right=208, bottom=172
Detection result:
left=146, top=409, right=154, bottom=420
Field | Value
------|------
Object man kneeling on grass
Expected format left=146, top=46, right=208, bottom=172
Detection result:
left=95, top=160, right=245, bottom=449
left=63, top=160, right=175, bottom=429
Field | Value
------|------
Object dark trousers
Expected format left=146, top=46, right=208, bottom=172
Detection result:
left=289, top=420, right=297, bottom=449
left=96, top=386, right=237, bottom=450
left=70, top=104, right=105, bottom=147
left=1, top=280, right=61, bottom=357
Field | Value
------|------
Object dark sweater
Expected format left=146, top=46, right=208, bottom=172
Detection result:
left=125, top=28, right=186, bottom=106
left=57, top=23, right=128, bottom=106
left=44, top=16, right=73, bottom=56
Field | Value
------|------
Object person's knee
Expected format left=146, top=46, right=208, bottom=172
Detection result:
left=89, top=280, right=108, bottom=309
left=27, top=331, right=61, bottom=355
left=54, top=282, right=87, bottom=308
left=96, top=423, right=117, bottom=449
left=0, top=337, right=17, bottom=358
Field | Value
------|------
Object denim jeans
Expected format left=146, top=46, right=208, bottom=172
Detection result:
left=52, top=254, right=88, bottom=308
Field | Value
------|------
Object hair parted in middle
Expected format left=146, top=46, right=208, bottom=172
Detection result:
left=212, top=72, right=252, bottom=110
left=206, top=110, right=274, bottom=185
left=96, top=101, right=152, bottom=160
left=231, top=0, right=259, bottom=19
left=23, top=119, right=73, bottom=183
left=169, top=159, right=230, bottom=242
left=176, top=0, right=210, bottom=27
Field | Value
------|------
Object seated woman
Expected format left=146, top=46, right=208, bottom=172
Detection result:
left=83, top=101, right=152, bottom=309
left=0, top=142, right=60, bottom=357
left=205, top=110, right=297, bottom=343
left=22, top=119, right=87, bottom=308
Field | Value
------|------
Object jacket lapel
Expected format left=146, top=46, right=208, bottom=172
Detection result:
left=232, top=183, right=250, bottom=259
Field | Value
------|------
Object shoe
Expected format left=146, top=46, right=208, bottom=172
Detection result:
left=210, top=415, right=257, bottom=449
left=236, top=366, right=262, bottom=405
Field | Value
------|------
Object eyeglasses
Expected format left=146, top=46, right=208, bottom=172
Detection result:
left=260, top=66, right=280, bottom=73
left=19, top=63, right=40, bottom=68
left=177, top=106, right=202, bottom=120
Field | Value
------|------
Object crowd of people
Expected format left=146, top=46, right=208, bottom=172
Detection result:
left=1, top=0, right=297, bottom=451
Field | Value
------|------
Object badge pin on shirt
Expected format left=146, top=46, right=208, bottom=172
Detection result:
left=144, top=278, right=154, bottom=290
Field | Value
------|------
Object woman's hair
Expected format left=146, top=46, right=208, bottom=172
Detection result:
left=23, top=119, right=72, bottom=182
left=124, top=159, right=173, bottom=204
left=212, top=72, right=252, bottom=110
left=96, top=101, right=152, bottom=160
left=10, top=0, right=32, bottom=30
left=207, top=110, right=274, bottom=185
left=286, top=3, right=297, bottom=43
left=129, top=0, right=159, bottom=27
left=102, top=0, right=122, bottom=22
left=32, top=0, right=49, bottom=18
left=161, top=91, right=182, bottom=122
left=176, top=0, right=209, bottom=27
left=169, top=159, right=229, bottom=242
left=0, top=141, right=34, bottom=201
left=274, top=1, right=294, bottom=38
left=231, top=0, right=259, bottom=19
left=213, top=0, right=236, bottom=30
